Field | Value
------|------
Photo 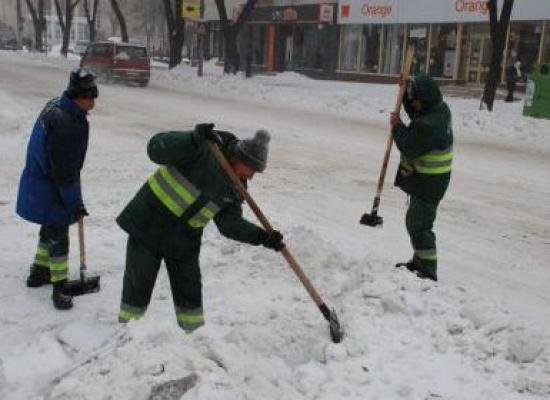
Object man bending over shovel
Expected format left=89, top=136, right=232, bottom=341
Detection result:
left=116, top=124, right=284, bottom=332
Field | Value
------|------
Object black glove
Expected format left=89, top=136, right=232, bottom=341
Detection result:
left=75, top=205, right=89, bottom=220
left=195, top=123, right=222, bottom=146
left=262, top=230, right=285, bottom=252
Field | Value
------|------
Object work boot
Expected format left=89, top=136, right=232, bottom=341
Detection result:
left=395, top=260, right=415, bottom=271
left=415, top=270, right=438, bottom=282
left=396, top=260, right=437, bottom=282
left=26, top=264, right=51, bottom=287
left=52, top=281, right=73, bottom=310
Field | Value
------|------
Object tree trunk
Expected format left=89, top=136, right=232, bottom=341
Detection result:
left=162, top=0, right=186, bottom=69
left=83, top=0, right=99, bottom=43
left=110, top=0, right=129, bottom=42
left=481, top=0, right=515, bottom=111
left=223, top=27, right=239, bottom=74
left=25, top=0, right=45, bottom=52
left=16, top=0, right=24, bottom=48
left=214, top=0, right=258, bottom=74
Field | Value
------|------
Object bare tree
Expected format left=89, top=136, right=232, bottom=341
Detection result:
left=17, top=0, right=24, bottom=48
left=110, top=0, right=129, bottom=42
left=480, top=0, right=515, bottom=111
left=214, top=0, right=258, bottom=74
left=162, top=0, right=186, bottom=69
left=83, top=0, right=99, bottom=42
left=24, top=0, right=46, bottom=52
left=54, top=0, right=81, bottom=57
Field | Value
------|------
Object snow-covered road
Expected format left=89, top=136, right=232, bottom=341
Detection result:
left=1, top=52, right=549, bottom=399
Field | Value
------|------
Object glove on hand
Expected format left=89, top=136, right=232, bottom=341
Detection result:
left=262, top=230, right=285, bottom=252
left=195, top=123, right=221, bottom=146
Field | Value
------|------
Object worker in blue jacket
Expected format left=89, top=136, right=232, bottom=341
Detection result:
left=16, top=69, right=98, bottom=310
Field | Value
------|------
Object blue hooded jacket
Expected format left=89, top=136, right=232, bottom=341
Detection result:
left=16, top=93, right=89, bottom=226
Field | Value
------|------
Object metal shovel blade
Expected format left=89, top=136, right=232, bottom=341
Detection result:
left=63, top=275, right=100, bottom=296
left=328, top=308, right=344, bottom=343
left=360, top=212, right=383, bottom=227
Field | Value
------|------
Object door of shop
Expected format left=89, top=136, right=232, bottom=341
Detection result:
left=465, top=34, right=491, bottom=84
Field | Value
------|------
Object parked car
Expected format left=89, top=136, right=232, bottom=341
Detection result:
left=0, top=38, right=21, bottom=50
left=72, top=40, right=89, bottom=56
left=80, top=41, right=150, bottom=86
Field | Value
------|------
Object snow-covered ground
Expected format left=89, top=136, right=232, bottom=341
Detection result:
left=1, top=50, right=549, bottom=400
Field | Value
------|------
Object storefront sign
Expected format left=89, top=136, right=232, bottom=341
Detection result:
left=181, top=0, right=200, bottom=20
left=455, top=1, right=489, bottom=15
left=409, top=26, right=427, bottom=38
left=320, top=4, right=335, bottom=23
left=338, top=0, right=550, bottom=24
left=249, top=4, right=335, bottom=23
left=361, top=4, right=393, bottom=18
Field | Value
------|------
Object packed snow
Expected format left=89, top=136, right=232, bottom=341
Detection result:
left=1, top=50, right=549, bottom=399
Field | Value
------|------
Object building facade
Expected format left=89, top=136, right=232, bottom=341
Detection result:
left=337, top=0, right=550, bottom=84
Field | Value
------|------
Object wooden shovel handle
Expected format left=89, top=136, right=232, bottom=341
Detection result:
left=78, top=217, right=86, bottom=268
left=374, top=45, right=415, bottom=197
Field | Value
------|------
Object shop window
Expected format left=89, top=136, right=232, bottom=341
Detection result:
left=381, top=24, right=405, bottom=75
left=360, top=25, right=381, bottom=73
left=429, top=24, right=457, bottom=78
left=507, top=21, right=543, bottom=74
left=252, top=25, right=266, bottom=65
left=408, top=24, right=429, bottom=75
left=292, top=25, right=323, bottom=70
left=543, top=22, right=550, bottom=64
left=340, top=25, right=361, bottom=71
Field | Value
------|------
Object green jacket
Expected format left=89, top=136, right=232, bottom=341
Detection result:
left=116, top=130, right=265, bottom=257
left=392, top=74, right=453, bottom=203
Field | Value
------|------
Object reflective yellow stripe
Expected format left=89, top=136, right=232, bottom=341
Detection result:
left=415, top=249, right=437, bottom=260
left=148, top=174, right=184, bottom=216
left=176, top=307, right=204, bottom=331
left=159, top=166, right=196, bottom=205
left=49, top=257, right=68, bottom=271
left=119, top=303, right=146, bottom=321
left=188, top=201, right=221, bottom=229
left=34, top=244, right=50, bottom=266
left=118, top=309, right=143, bottom=321
left=148, top=166, right=201, bottom=217
left=414, top=148, right=453, bottom=175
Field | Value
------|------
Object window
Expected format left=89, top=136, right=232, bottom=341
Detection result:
left=381, top=24, right=405, bottom=75
left=429, top=24, right=457, bottom=78
left=507, top=21, right=543, bottom=74
left=408, top=24, right=429, bottom=75
left=360, top=25, right=381, bottom=73
left=252, top=25, right=266, bottom=65
left=115, top=46, right=147, bottom=60
left=340, top=25, right=361, bottom=71
left=543, top=22, right=550, bottom=64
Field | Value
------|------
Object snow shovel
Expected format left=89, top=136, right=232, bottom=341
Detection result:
left=360, top=45, right=415, bottom=227
left=207, top=141, right=343, bottom=343
left=63, top=218, right=101, bottom=296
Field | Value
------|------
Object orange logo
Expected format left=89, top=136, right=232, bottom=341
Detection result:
left=455, top=0, right=488, bottom=14
left=361, top=4, right=393, bottom=18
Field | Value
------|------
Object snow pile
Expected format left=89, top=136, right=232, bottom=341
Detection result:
left=2, top=228, right=548, bottom=400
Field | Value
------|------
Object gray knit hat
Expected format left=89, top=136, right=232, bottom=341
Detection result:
left=234, top=129, right=271, bottom=173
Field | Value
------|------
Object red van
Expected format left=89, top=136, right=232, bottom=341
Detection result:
left=81, top=41, right=150, bottom=86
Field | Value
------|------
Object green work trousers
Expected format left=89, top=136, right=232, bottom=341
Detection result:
left=119, top=236, right=204, bottom=332
left=34, top=225, right=69, bottom=283
left=406, top=195, right=439, bottom=279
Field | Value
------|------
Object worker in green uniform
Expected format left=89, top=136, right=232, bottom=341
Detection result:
left=390, top=74, right=453, bottom=282
left=116, top=123, right=284, bottom=332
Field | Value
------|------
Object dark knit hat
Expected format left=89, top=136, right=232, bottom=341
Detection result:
left=67, top=68, right=98, bottom=99
left=234, top=129, right=271, bottom=173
